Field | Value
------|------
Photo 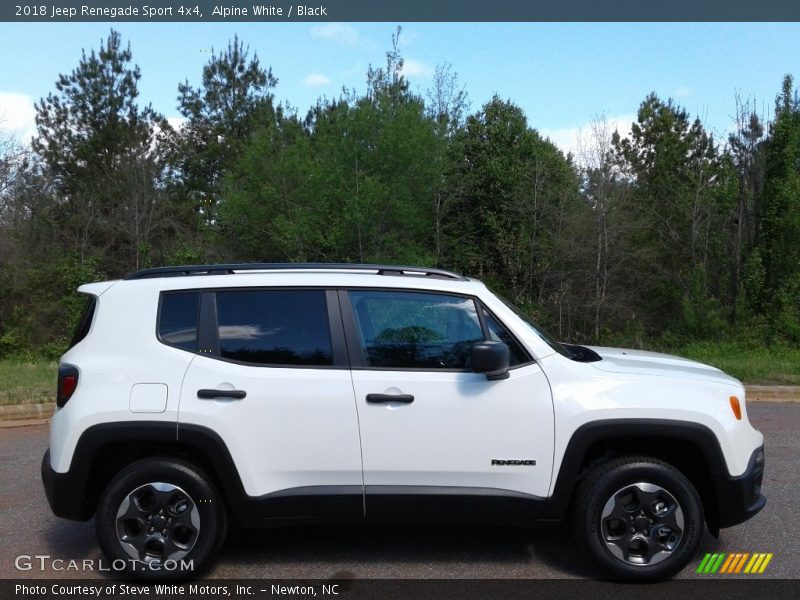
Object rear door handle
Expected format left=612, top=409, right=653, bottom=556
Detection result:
left=366, top=393, right=414, bottom=404
left=197, top=389, right=247, bottom=400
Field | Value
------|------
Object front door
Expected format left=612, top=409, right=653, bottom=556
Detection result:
left=341, top=288, right=554, bottom=520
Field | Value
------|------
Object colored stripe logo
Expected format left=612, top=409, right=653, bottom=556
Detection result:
left=697, top=552, right=773, bottom=574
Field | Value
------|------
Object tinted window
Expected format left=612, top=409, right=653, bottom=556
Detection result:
left=69, top=295, right=97, bottom=349
left=159, top=292, right=199, bottom=352
left=483, top=308, right=530, bottom=366
left=216, top=290, right=332, bottom=366
left=349, top=290, right=483, bottom=369
left=491, top=288, right=575, bottom=359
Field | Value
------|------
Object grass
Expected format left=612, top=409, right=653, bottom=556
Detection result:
left=672, top=341, right=800, bottom=385
left=0, top=361, right=58, bottom=406
left=0, top=343, right=798, bottom=406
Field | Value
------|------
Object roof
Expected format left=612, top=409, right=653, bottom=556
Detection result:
left=124, top=263, right=468, bottom=281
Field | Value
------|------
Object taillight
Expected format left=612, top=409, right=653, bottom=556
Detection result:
left=57, top=365, right=79, bottom=408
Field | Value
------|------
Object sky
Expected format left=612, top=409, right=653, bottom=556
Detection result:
left=1, top=22, right=799, bottom=156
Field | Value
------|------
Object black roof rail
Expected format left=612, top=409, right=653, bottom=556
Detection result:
left=124, top=263, right=467, bottom=281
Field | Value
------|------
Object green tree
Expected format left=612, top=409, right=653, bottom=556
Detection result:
left=727, top=95, right=766, bottom=301
left=755, top=75, right=800, bottom=339
left=613, top=93, right=730, bottom=336
left=447, top=97, right=584, bottom=336
left=216, top=108, right=316, bottom=261
left=175, top=36, right=277, bottom=224
left=425, top=63, right=469, bottom=263
left=218, top=35, right=440, bottom=265
left=578, top=115, right=650, bottom=340
left=426, top=63, right=469, bottom=138
left=33, top=29, right=170, bottom=273
left=0, top=29, right=176, bottom=359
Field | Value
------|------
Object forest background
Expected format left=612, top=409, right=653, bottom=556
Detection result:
left=1, top=29, right=799, bottom=401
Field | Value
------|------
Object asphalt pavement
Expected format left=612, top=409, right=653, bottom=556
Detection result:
left=0, top=403, right=797, bottom=580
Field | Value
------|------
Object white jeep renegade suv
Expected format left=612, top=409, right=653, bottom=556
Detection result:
left=41, top=263, right=765, bottom=580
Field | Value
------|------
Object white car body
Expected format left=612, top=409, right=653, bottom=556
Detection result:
left=41, top=264, right=766, bottom=580
left=49, top=272, right=761, bottom=485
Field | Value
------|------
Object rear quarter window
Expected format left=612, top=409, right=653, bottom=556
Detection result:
left=69, top=295, right=97, bottom=349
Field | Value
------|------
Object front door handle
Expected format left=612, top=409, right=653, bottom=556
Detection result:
left=197, top=389, right=247, bottom=400
left=366, top=393, right=414, bottom=404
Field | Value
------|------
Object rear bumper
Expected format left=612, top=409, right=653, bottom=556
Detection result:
left=41, top=450, right=93, bottom=521
left=714, top=446, right=766, bottom=528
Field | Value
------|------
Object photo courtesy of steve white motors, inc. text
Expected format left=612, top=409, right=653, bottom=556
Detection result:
left=14, top=583, right=340, bottom=597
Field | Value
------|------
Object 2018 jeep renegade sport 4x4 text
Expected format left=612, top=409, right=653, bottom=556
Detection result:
left=41, top=263, right=766, bottom=580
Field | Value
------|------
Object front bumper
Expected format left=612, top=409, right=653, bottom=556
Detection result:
left=41, top=450, right=94, bottom=521
left=713, top=446, right=766, bottom=529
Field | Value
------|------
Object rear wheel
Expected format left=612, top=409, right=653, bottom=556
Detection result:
left=96, top=458, right=227, bottom=579
left=572, top=456, right=704, bottom=580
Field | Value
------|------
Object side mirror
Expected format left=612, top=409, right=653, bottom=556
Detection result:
left=471, top=341, right=510, bottom=381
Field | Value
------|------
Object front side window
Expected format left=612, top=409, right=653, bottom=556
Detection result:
left=482, top=308, right=529, bottom=366
left=490, top=289, right=575, bottom=359
left=215, top=290, right=332, bottom=366
left=349, top=290, right=484, bottom=369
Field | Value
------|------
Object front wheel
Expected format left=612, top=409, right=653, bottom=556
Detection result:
left=96, top=458, right=227, bottom=579
left=572, top=456, right=704, bottom=581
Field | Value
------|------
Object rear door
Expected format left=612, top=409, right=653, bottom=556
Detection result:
left=341, top=289, right=554, bottom=520
left=175, top=288, right=364, bottom=519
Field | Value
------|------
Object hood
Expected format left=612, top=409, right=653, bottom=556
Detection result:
left=586, top=346, right=741, bottom=387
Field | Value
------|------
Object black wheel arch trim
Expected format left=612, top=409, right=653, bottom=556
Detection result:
left=544, top=418, right=765, bottom=532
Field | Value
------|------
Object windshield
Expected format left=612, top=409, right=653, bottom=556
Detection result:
left=491, top=291, right=575, bottom=359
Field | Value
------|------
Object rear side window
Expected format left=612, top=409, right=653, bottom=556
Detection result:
left=159, top=292, right=200, bottom=352
left=215, top=290, right=333, bottom=366
left=69, top=295, right=97, bottom=349
left=349, top=290, right=484, bottom=369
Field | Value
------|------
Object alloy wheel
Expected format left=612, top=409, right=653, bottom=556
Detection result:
left=599, top=482, right=684, bottom=566
left=115, top=482, right=200, bottom=563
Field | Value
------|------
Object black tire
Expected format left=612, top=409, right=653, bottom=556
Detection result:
left=96, top=458, right=227, bottom=579
left=572, top=456, right=704, bottom=581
